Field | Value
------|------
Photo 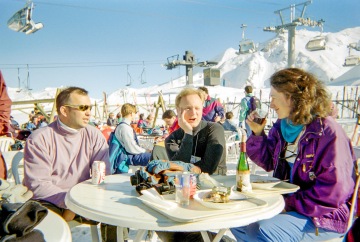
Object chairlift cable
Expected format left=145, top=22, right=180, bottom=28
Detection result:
left=126, top=65, right=132, bottom=86
left=140, top=61, right=146, bottom=84
left=0, top=60, right=164, bottom=70
left=17, top=68, right=21, bottom=92
left=26, top=64, right=32, bottom=90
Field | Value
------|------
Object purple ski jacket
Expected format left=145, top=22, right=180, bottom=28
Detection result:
left=202, top=96, right=225, bottom=122
left=247, top=116, right=355, bottom=233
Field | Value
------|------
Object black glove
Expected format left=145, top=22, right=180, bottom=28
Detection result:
left=0, top=201, right=48, bottom=237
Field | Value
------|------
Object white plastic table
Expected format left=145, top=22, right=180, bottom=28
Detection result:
left=36, top=209, right=72, bottom=242
left=65, top=174, right=285, bottom=242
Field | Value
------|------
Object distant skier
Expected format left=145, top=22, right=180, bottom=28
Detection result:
left=239, top=85, right=261, bottom=137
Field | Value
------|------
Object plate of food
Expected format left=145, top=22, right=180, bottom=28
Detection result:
left=250, top=176, right=281, bottom=190
left=193, top=186, right=249, bottom=210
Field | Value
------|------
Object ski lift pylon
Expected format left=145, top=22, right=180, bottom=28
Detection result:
left=7, top=1, right=43, bottom=35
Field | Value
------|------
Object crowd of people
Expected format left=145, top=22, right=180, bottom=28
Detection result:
left=0, top=68, right=359, bottom=242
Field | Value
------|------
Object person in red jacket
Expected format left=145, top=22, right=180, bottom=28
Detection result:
left=162, top=109, right=179, bottom=134
left=0, top=71, right=13, bottom=179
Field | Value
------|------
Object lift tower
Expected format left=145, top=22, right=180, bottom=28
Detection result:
left=164, top=50, right=217, bottom=85
left=263, top=0, right=323, bottom=67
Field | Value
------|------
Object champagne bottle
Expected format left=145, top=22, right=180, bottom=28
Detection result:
left=236, top=136, right=252, bottom=192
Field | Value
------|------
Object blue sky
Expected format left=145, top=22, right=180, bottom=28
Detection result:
left=0, top=0, right=359, bottom=99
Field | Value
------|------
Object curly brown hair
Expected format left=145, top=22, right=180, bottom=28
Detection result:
left=270, top=68, right=331, bottom=125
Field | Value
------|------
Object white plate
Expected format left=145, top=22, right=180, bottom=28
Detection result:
left=250, top=177, right=281, bottom=189
left=194, top=190, right=249, bottom=210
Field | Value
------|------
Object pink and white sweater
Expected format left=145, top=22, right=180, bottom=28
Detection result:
left=24, top=120, right=110, bottom=208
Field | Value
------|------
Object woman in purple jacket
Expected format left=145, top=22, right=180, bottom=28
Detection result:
left=231, top=68, right=356, bottom=241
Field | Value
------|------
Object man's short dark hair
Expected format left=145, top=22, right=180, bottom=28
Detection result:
left=245, top=85, right=253, bottom=94
left=162, top=110, right=176, bottom=119
left=56, top=87, right=88, bottom=114
left=225, top=112, right=233, bottom=119
left=198, top=86, right=209, bottom=94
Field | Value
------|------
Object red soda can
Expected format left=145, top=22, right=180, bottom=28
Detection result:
left=92, top=161, right=106, bottom=184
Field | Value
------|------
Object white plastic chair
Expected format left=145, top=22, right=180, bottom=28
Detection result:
left=11, top=151, right=24, bottom=184
left=36, top=210, right=72, bottom=242
left=224, top=130, right=234, bottom=141
left=0, top=137, right=15, bottom=153
left=1, top=150, right=23, bottom=184
left=225, top=133, right=239, bottom=160
left=6, top=151, right=101, bottom=241
left=347, top=158, right=360, bottom=230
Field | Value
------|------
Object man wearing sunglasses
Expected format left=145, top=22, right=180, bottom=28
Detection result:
left=23, top=87, right=111, bottom=226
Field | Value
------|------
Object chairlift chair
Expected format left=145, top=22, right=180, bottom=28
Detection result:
left=238, top=24, right=256, bottom=54
left=238, top=40, right=256, bottom=54
left=344, top=55, right=360, bottom=67
left=349, top=42, right=360, bottom=52
left=344, top=43, right=360, bottom=66
left=7, top=1, right=43, bottom=35
left=306, top=35, right=326, bottom=51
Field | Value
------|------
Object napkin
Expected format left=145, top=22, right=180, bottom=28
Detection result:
left=198, top=173, right=222, bottom=189
left=139, top=188, right=177, bottom=210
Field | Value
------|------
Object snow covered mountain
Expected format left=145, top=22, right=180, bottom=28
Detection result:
left=7, top=27, right=360, bottom=124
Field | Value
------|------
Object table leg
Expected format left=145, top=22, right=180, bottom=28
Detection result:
left=212, top=229, right=227, bottom=242
left=134, top=229, right=147, bottom=242
left=201, top=231, right=211, bottom=242
left=201, top=229, right=228, bottom=242
left=149, top=231, right=158, bottom=242
left=116, top=227, right=124, bottom=241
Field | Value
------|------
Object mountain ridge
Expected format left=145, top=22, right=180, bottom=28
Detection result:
left=6, top=27, right=360, bottom=124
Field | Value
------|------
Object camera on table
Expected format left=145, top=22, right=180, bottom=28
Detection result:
left=152, top=183, right=175, bottom=195
left=130, top=170, right=144, bottom=186
left=130, top=170, right=175, bottom=195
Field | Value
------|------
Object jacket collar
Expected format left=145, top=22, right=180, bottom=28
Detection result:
left=55, top=119, right=81, bottom=135
left=192, top=120, right=207, bottom=135
left=274, top=117, right=324, bottom=141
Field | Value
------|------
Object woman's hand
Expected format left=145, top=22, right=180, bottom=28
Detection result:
left=246, top=110, right=267, bottom=136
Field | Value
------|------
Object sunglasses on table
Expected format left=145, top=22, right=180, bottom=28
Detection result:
left=63, top=104, right=93, bottom=111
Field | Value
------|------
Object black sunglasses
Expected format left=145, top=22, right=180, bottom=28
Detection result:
left=63, top=104, right=93, bottom=111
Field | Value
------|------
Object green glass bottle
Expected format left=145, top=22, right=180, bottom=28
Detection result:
left=236, top=139, right=252, bottom=192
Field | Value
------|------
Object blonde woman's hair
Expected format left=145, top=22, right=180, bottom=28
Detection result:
left=121, top=103, right=136, bottom=117
left=175, top=88, right=205, bottom=108
left=270, top=68, right=331, bottom=125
